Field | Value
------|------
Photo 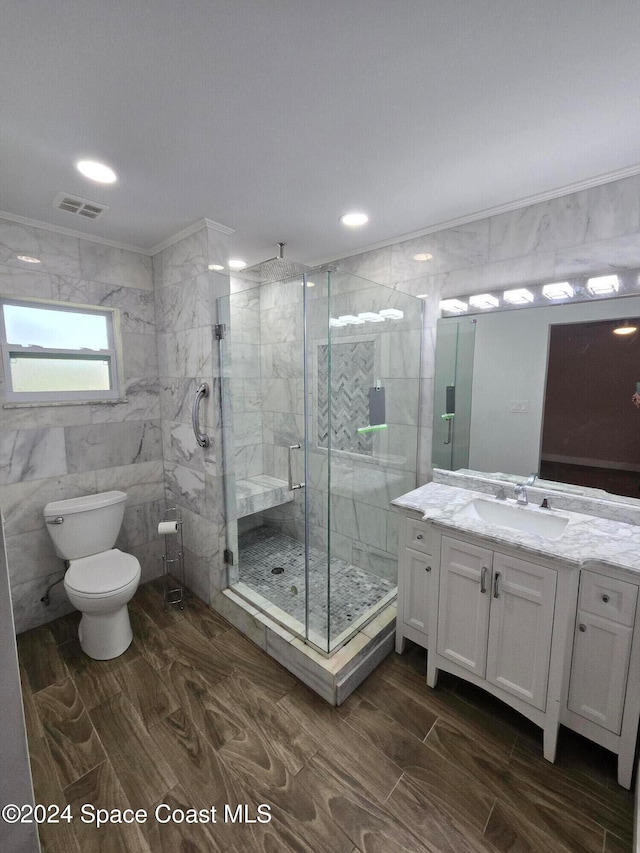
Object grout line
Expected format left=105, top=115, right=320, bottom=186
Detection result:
left=383, top=770, right=405, bottom=805
left=482, top=798, right=497, bottom=835
left=422, top=714, right=439, bottom=743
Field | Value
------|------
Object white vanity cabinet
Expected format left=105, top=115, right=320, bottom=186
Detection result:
left=437, top=536, right=557, bottom=712
left=395, top=515, right=434, bottom=653
left=562, top=568, right=640, bottom=789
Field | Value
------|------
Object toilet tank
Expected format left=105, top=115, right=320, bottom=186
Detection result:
left=43, top=491, right=128, bottom=560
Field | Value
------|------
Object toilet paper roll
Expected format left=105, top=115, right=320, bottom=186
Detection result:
left=158, top=521, right=179, bottom=535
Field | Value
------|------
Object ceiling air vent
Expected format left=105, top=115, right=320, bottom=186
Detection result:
left=53, top=192, right=108, bottom=220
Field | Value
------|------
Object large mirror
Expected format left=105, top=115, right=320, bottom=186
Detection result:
left=433, top=293, right=640, bottom=500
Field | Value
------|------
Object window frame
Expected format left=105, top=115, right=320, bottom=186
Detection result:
left=0, top=297, right=124, bottom=403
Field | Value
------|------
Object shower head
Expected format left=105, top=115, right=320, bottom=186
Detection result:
left=239, top=243, right=311, bottom=283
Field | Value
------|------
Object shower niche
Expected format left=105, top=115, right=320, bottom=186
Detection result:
left=219, top=268, right=422, bottom=655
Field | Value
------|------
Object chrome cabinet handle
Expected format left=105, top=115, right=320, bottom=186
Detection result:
left=493, top=571, right=501, bottom=598
left=288, top=444, right=304, bottom=491
left=192, top=383, right=210, bottom=448
left=47, top=516, right=64, bottom=525
left=480, top=566, right=488, bottom=594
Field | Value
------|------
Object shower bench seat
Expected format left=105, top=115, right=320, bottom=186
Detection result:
left=235, top=474, right=294, bottom=519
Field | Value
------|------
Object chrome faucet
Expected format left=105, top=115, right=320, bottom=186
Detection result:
left=526, top=473, right=538, bottom=486
left=514, top=484, right=528, bottom=505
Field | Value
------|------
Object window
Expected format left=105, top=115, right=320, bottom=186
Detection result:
left=0, top=298, right=122, bottom=403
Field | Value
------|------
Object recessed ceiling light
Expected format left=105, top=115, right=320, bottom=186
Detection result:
left=208, top=263, right=224, bottom=271
left=543, top=281, right=574, bottom=300
left=413, top=253, right=433, bottom=261
left=439, top=299, right=468, bottom=314
left=469, top=294, right=499, bottom=309
left=228, top=259, right=247, bottom=270
left=75, top=159, right=118, bottom=184
left=339, top=212, right=369, bottom=227
left=16, top=255, right=41, bottom=264
left=503, top=288, right=534, bottom=305
left=587, top=274, right=619, bottom=296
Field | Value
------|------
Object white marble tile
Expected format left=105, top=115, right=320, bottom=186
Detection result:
left=260, top=303, right=303, bottom=345
left=392, top=221, right=490, bottom=279
left=213, top=589, right=267, bottom=649
left=0, top=220, right=81, bottom=277
left=380, top=329, right=422, bottom=379
left=488, top=194, right=588, bottom=263
left=155, top=272, right=212, bottom=333
left=119, top=499, right=164, bottom=549
left=0, top=263, right=57, bottom=299
left=121, top=332, right=159, bottom=379
left=0, top=428, right=67, bottom=484
left=10, top=571, right=75, bottom=635
left=158, top=327, right=214, bottom=378
left=329, top=494, right=388, bottom=552
left=6, top=526, right=61, bottom=586
left=79, top=242, right=153, bottom=290
left=234, top=412, right=263, bottom=448
left=441, top=251, right=556, bottom=296
left=351, top=541, right=397, bottom=582
left=580, top=175, right=640, bottom=243
left=164, top=462, right=206, bottom=516
left=178, top=505, right=220, bottom=561
left=332, top=246, right=394, bottom=287
left=163, top=419, right=219, bottom=476
left=230, top=341, right=261, bottom=380
left=55, top=278, right=157, bottom=335
left=95, top=461, right=164, bottom=506
left=2, top=471, right=97, bottom=535
left=554, top=232, right=640, bottom=278
left=158, top=228, right=208, bottom=288
left=1, top=401, right=93, bottom=432
left=89, top=378, right=161, bottom=424
left=65, top=419, right=162, bottom=473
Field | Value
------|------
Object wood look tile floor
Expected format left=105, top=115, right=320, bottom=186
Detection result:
left=18, top=578, right=634, bottom=853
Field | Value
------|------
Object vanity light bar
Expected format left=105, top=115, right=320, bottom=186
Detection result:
left=329, top=317, right=348, bottom=327
left=587, top=275, right=619, bottom=296
left=378, top=308, right=404, bottom=319
left=503, top=288, right=534, bottom=305
left=469, top=294, right=499, bottom=309
left=439, top=299, right=468, bottom=314
left=358, top=312, right=385, bottom=322
left=543, top=281, right=574, bottom=300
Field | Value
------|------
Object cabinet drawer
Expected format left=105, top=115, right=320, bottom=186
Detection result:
left=405, top=518, right=433, bottom=554
left=579, top=571, right=638, bottom=627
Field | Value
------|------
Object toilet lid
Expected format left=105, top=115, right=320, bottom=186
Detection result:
left=65, top=549, right=140, bottom=595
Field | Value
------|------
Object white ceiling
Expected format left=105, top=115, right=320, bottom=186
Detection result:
left=3, top=1, right=640, bottom=267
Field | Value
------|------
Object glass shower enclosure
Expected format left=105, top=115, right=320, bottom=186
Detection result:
left=219, top=268, right=422, bottom=654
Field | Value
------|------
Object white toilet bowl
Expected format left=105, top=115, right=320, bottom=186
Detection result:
left=64, top=549, right=141, bottom=660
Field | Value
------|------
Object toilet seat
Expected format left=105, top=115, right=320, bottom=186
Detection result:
left=65, top=549, right=140, bottom=596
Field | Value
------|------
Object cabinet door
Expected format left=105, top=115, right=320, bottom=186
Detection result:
left=485, top=553, right=556, bottom=711
left=568, top=610, right=633, bottom=734
left=403, top=548, right=432, bottom=635
left=437, top=537, right=492, bottom=677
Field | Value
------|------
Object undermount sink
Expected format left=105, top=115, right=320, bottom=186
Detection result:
left=456, top=498, right=570, bottom=540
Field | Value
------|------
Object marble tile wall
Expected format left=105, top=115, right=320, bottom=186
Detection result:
left=0, top=218, right=163, bottom=632
left=155, top=223, right=231, bottom=604
left=330, top=172, right=640, bottom=486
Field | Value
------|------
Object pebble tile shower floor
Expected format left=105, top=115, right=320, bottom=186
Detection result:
left=238, top=526, right=395, bottom=644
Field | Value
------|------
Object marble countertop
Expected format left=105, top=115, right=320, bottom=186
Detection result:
left=392, top=482, right=640, bottom=578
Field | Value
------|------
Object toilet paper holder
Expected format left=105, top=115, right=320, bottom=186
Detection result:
left=159, top=507, right=186, bottom=610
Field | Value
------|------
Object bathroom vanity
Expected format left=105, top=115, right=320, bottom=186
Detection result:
left=393, top=472, right=640, bottom=789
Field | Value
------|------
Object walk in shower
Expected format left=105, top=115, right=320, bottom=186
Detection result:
left=219, top=268, right=422, bottom=654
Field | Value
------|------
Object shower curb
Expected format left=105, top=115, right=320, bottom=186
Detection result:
left=212, top=588, right=396, bottom=705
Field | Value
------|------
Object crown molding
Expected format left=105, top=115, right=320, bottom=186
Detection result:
left=149, top=217, right=235, bottom=256
left=314, top=162, right=640, bottom=267
left=0, top=211, right=151, bottom=254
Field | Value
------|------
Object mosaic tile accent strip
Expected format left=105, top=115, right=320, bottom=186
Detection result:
left=238, top=526, right=394, bottom=643
left=317, top=340, right=374, bottom=455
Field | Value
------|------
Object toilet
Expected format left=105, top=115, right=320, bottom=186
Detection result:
left=43, top=491, right=141, bottom=660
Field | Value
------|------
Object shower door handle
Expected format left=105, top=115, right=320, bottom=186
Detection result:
left=288, top=444, right=305, bottom=490
left=192, top=383, right=210, bottom=448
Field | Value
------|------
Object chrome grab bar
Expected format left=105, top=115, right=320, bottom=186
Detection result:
left=192, top=382, right=210, bottom=448
left=288, top=444, right=304, bottom=490
left=46, top=516, right=64, bottom=525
